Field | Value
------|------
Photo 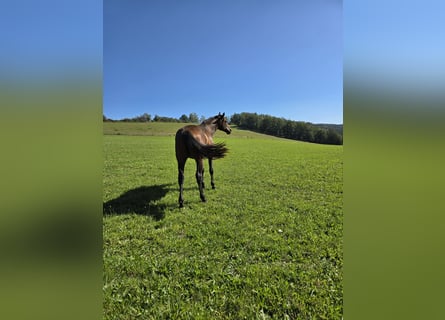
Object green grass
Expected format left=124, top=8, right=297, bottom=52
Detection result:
left=103, top=122, right=343, bottom=319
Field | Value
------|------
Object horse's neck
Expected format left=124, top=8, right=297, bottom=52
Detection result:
left=201, top=122, right=217, bottom=136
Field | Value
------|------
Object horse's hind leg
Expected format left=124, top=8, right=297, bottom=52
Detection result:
left=209, top=158, right=215, bottom=189
left=195, top=158, right=206, bottom=202
left=177, top=159, right=186, bottom=208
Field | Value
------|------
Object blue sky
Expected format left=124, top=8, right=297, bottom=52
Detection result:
left=104, top=0, right=343, bottom=124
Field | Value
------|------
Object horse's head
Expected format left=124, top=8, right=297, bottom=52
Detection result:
left=213, top=112, right=231, bottom=134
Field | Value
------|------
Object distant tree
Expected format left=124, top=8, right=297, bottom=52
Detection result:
left=130, top=113, right=151, bottom=122
left=314, top=128, right=328, bottom=144
left=199, top=115, right=206, bottom=123
left=139, top=113, right=151, bottom=122
left=300, top=124, right=314, bottom=142
left=104, top=115, right=115, bottom=122
left=230, top=113, right=241, bottom=125
left=275, top=117, right=286, bottom=137
left=153, top=115, right=180, bottom=122
left=241, top=112, right=259, bottom=130
left=259, top=115, right=272, bottom=134
left=326, top=129, right=343, bottom=145
left=189, top=112, right=199, bottom=123
left=179, top=114, right=189, bottom=123
left=282, top=120, right=294, bottom=138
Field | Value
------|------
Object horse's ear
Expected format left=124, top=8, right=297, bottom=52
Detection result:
left=222, top=112, right=225, bottom=117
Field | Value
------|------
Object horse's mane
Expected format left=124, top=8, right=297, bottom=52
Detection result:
left=201, top=115, right=218, bottom=125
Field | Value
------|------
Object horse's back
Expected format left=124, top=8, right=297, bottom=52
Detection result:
left=175, top=125, right=211, bottom=161
left=177, top=125, right=210, bottom=143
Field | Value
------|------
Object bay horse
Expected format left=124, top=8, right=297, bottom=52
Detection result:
left=175, top=112, right=231, bottom=208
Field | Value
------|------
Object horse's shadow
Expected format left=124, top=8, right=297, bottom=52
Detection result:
left=103, top=184, right=173, bottom=220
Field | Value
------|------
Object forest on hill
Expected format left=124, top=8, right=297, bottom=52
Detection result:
left=230, top=112, right=342, bottom=145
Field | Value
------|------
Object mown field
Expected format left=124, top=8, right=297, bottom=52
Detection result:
left=103, top=122, right=343, bottom=319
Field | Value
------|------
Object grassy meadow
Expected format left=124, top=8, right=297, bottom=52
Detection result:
left=103, top=122, right=343, bottom=319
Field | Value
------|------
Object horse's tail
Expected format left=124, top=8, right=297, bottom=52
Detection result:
left=199, top=142, right=228, bottom=159
left=186, top=133, right=228, bottom=159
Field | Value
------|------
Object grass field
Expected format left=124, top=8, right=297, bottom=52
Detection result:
left=103, top=122, right=343, bottom=319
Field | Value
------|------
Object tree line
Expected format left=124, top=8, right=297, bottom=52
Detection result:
left=103, top=112, right=343, bottom=145
left=230, top=112, right=342, bottom=145
left=103, top=112, right=203, bottom=123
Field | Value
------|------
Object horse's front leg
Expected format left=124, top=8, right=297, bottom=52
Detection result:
left=209, top=158, right=215, bottom=189
left=195, top=158, right=206, bottom=202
